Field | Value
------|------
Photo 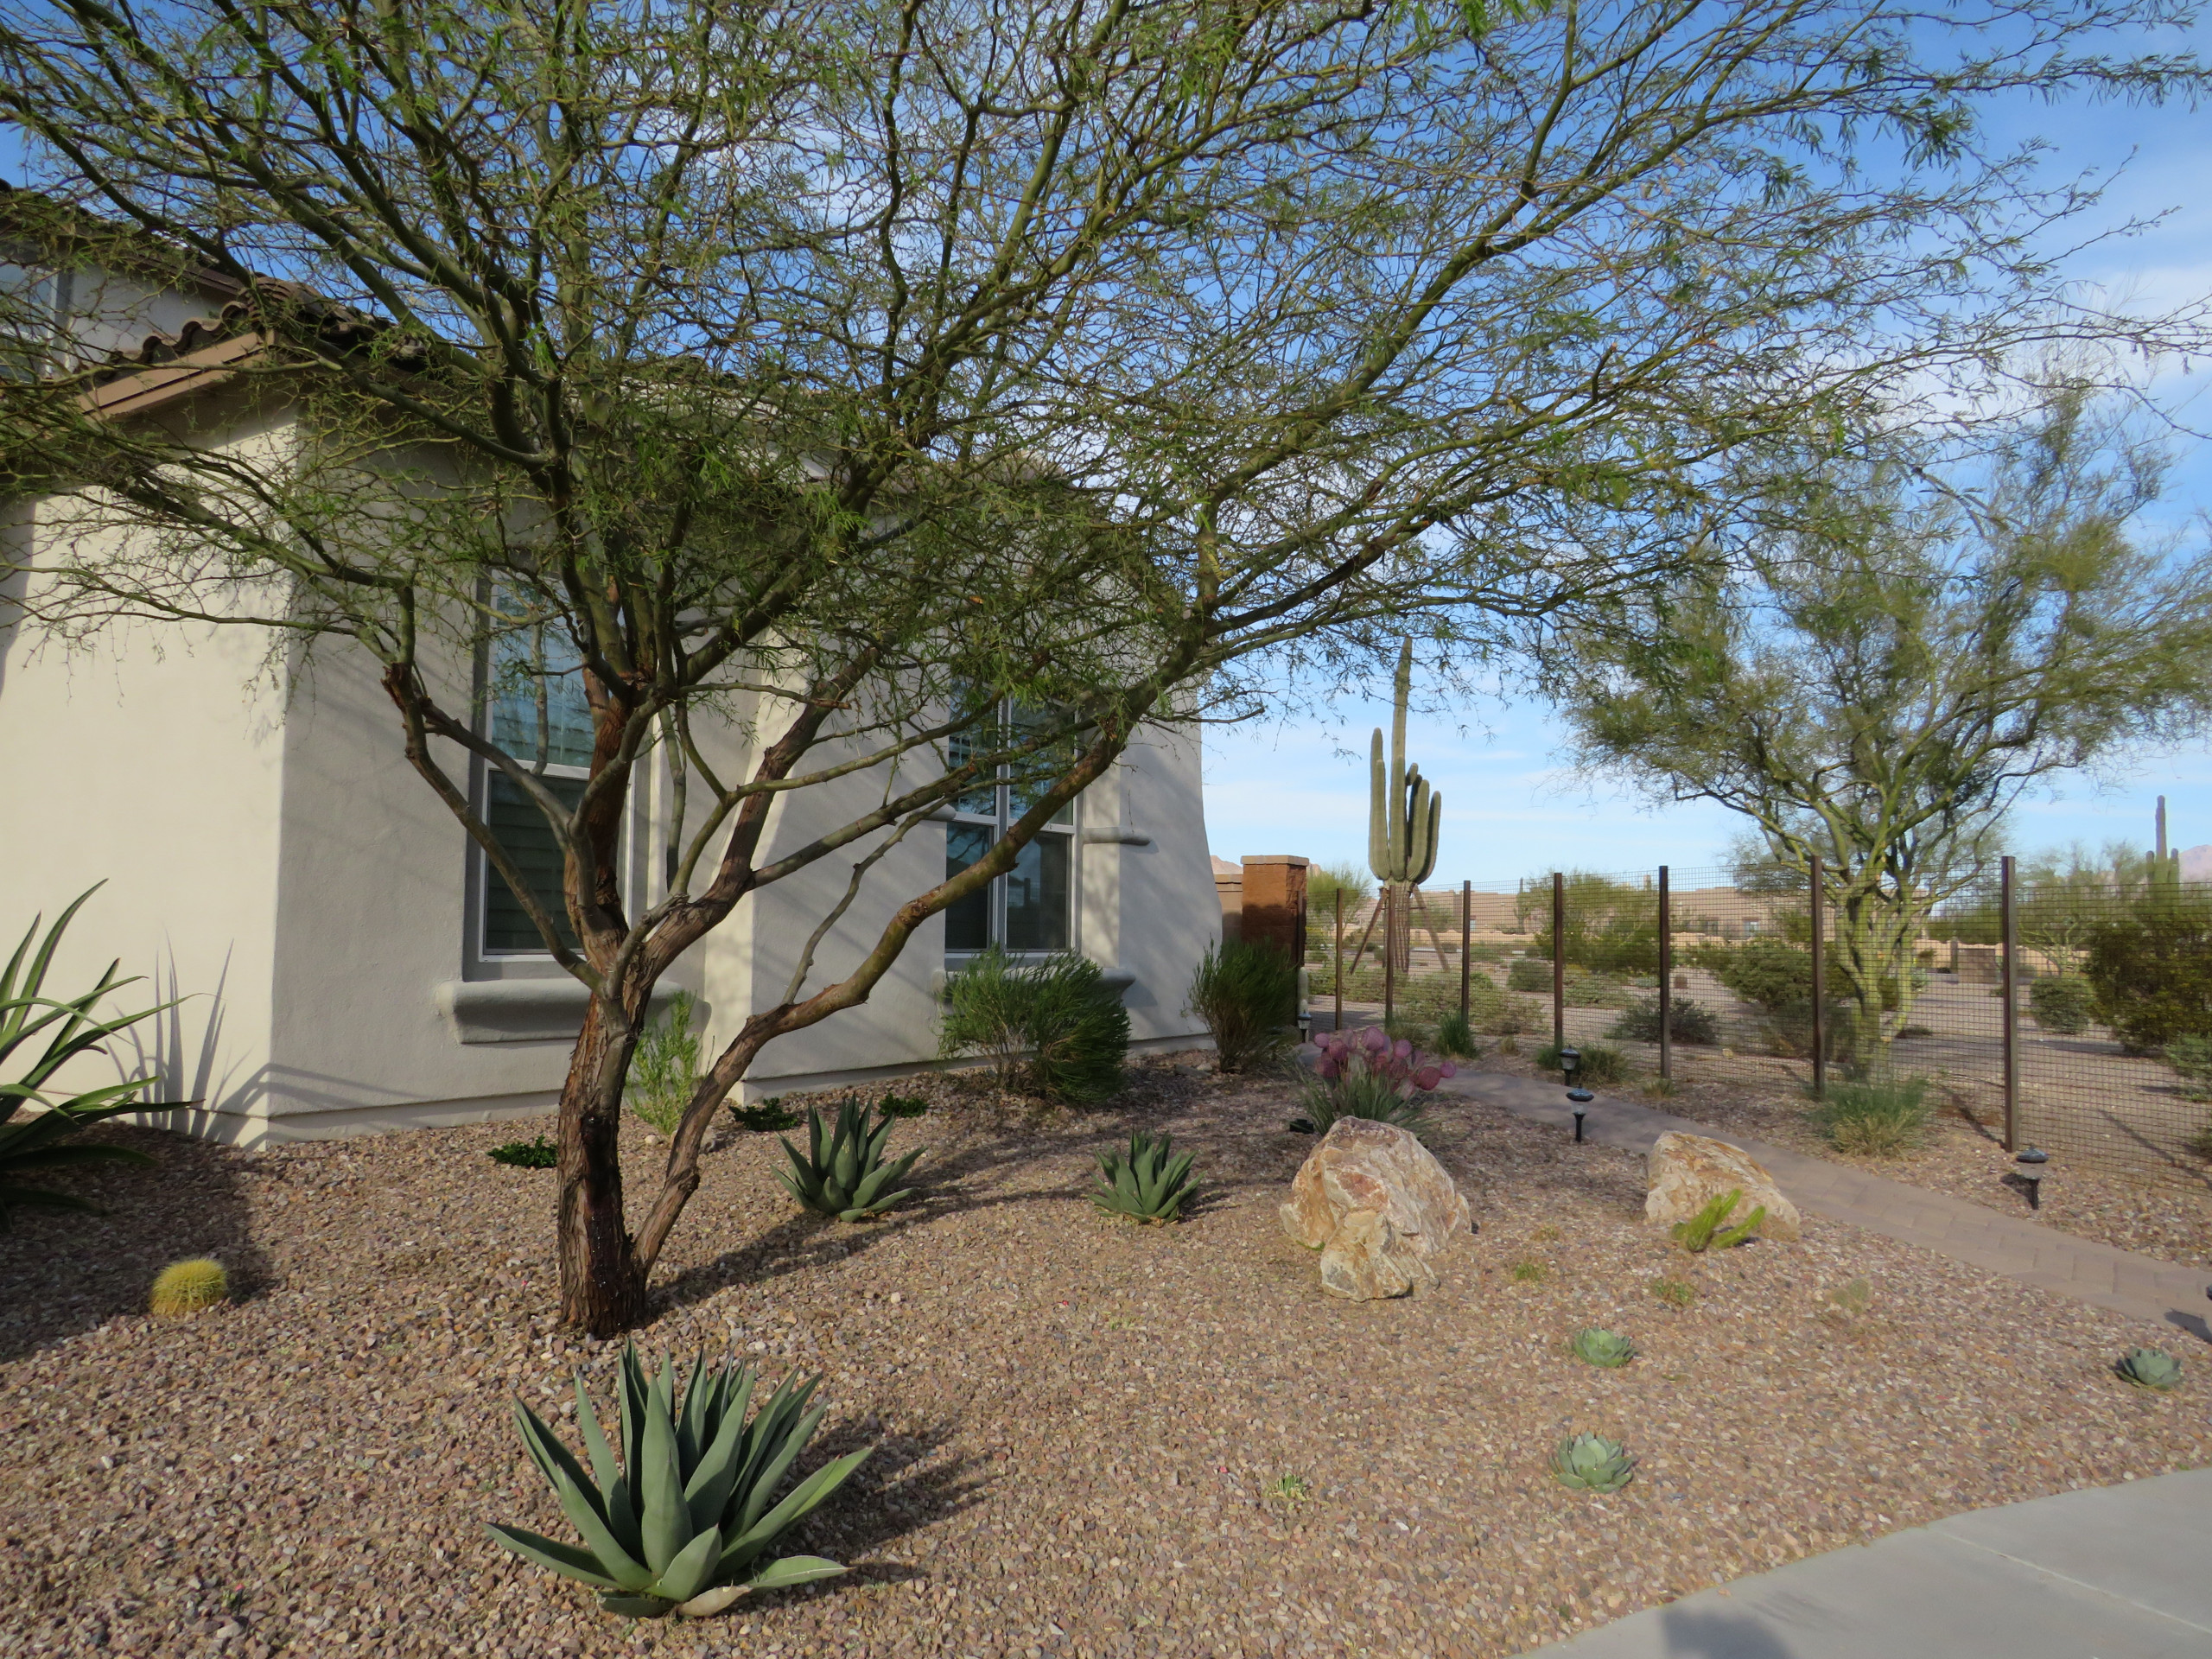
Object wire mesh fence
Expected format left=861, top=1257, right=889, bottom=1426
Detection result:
left=1300, top=859, right=2212, bottom=1185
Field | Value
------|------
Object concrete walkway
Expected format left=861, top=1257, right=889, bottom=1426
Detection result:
left=1520, top=1467, right=2212, bottom=1658
left=1440, top=1071, right=2212, bottom=1342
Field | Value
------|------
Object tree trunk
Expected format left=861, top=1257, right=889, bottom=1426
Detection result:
left=556, top=996, right=650, bottom=1335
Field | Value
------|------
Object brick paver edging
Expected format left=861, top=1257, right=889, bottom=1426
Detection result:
left=1440, top=1071, right=2212, bottom=1339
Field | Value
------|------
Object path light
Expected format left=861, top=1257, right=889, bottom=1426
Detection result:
left=2014, top=1147, right=2049, bottom=1210
left=1559, top=1046, right=1581, bottom=1085
left=1559, top=1046, right=1594, bottom=1141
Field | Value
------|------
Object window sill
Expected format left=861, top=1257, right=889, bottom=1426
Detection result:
left=1079, top=827, right=1151, bottom=846
left=435, top=977, right=678, bottom=1045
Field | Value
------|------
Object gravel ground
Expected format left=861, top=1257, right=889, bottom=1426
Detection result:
left=5, top=1053, right=2209, bottom=1659
left=1463, top=1040, right=2212, bottom=1272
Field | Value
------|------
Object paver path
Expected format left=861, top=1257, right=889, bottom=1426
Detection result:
left=1439, top=1071, right=2212, bottom=1340
left=1517, top=1466, right=2212, bottom=1658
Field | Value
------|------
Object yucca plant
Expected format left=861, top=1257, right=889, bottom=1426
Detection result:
left=489, top=1344, right=870, bottom=1618
left=1091, top=1130, right=1198, bottom=1224
left=1670, top=1188, right=1765, bottom=1253
left=1550, top=1433, right=1636, bottom=1494
left=2, top=887, right=180, bottom=1229
left=2114, top=1347, right=2183, bottom=1392
left=779, top=1097, right=924, bottom=1221
left=1570, top=1327, right=1637, bottom=1369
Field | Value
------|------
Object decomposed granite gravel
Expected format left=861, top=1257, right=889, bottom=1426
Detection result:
left=3, top=1052, right=2208, bottom=1659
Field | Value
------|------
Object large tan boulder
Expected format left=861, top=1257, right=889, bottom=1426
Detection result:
left=1281, top=1118, right=1471, bottom=1300
left=1644, top=1131, right=1802, bottom=1241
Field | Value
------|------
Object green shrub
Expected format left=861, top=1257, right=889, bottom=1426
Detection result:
left=2164, top=1035, right=2212, bottom=1101
left=1433, top=1007, right=1480, bottom=1059
left=627, top=990, right=703, bottom=1133
left=1506, top=957, right=1552, bottom=993
left=1607, top=995, right=1719, bottom=1046
left=1186, top=941, right=1300, bottom=1073
left=1484, top=994, right=1545, bottom=1037
left=489, top=1343, right=869, bottom=1618
left=1534, top=1041, right=1630, bottom=1085
left=1670, top=1189, right=1764, bottom=1252
left=941, top=948, right=1130, bottom=1101
left=1296, top=1062, right=1432, bottom=1138
left=2028, top=976, right=2094, bottom=1036
left=1809, top=1073, right=1932, bottom=1156
left=2084, top=895, right=2212, bottom=1052
left=1, top=886, right=181, bottom=1229
left=490, top=1135, right=559, bottom=1167
left=1698, top=937, right=1815, bottom=1011
left=728, top=1096, right=799, bottom=1134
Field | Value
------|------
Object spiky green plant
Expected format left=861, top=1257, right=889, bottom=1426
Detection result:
left=1368, top=639, right=1441, bottom=890
left=2114, top=1347, right=2183, bottom=1392
left=1091, top=1131, right=1198, bottom=1224
left=2, top=886, right=181, bottom=1229
left=149, top=1257, right=228, bottom=1317
left=778, top=1097, right=924, bottom=1221
left=1570, top=1327, right=1637, bottom=1369
left=489, top=1344, right=869, bottom=1619
left=1551, top=1433, right=1636, bottom=1494
left=1670, top=1189, right=1765, bottom=1253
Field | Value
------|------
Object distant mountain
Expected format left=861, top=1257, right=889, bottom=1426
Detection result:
left=2180, top=846, right=2212, bottom=884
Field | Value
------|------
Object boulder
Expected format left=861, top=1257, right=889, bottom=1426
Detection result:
left=1644, top=1130, right=1802, bottom=1241
left=1281, top=1117, right=1471, bottom=1300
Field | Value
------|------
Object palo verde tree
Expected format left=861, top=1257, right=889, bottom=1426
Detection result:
left=1, top=0, right=2202, bottom=1330
left=1555, top=386, right=2212, bottom=1046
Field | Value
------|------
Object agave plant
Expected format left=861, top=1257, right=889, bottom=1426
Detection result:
left=1092, top=1130, right=1198, bottom=1224
left=2114, top=1347, right=2183, bottom=1392
left=489, top=1344, right=870, bottom=1618
left=778, top=1097, right=924, bottom=1221
left=1670, top=1189, right=1765, bottom=1253
left=1551, top=1433, right=1636, bottom=1494
left=2, top=887, right=180, bottom=1229
left=1570, top=1327, right=1637, bottom=1369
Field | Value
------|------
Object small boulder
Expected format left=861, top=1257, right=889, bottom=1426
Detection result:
left=1281, top=1118, right=1471, bottom=1300
left=1644, top=1131, right=1801, bottom=1241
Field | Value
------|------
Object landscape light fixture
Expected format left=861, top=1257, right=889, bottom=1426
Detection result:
left=2014, top=1147, right=2049, bottom=1211
left=1558, top=1046, right=1581, bottom=1085
left=1558, top=1047, right=1594, bottom=1141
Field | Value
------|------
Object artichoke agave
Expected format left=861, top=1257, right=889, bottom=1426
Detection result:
left=489, top=1344, right=870, bottom=1618
left=2114, top=1347, right=2183, bottom=1392
left=1570, top=1327, right=1637, bottom=1370
left=779, top=1097, right=924, bottom=1221
left=1092, top=1130, right=1198, bottom=1224
left=1550, top=1433, right=1636, bottom=1494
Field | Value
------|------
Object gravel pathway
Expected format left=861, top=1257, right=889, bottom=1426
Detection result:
left=4, top=1055, right=2208, bottom=1659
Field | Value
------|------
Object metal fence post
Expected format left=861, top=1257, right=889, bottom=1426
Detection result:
left=1459, top=879, right=1472, bottom=1023
left=1657, top=864, right=1672, bottom=1082
left=1808, top=854, right=1826, bottom=1099
left=2001, top=854, right=2019, bottom=1151
left=1551, top=871, right=1566, bottom=1052
left=1333, top=887, right=1344, bottom=1035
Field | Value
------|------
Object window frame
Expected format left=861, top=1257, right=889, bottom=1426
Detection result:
left=943, top=702, right=1079, bottom=961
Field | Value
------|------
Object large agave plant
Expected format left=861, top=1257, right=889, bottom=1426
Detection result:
left=1550, top=1433, right=1636, bottom=1494
left=1092, top=1130, right=1198, bottom=1224
left=1570, top=1327, right=1637, bottom=1370
left=2114, top=1348, right=2183, bottom=1392
left=779, top=1097, right=924, bottom=1221
left=489, top=1344, right=870, bottom=1618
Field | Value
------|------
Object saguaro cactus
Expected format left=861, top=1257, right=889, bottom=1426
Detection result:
left=1368, top=639, right=1441, bottom=982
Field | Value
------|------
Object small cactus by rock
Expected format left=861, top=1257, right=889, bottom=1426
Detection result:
left=149, top=1257, right=228, bottom=1318
left=2114, top=1347, right=2183, bottom=1392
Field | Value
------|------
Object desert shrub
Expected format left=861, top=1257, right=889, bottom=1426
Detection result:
left=1484, top=994, right=1545, bottom=1036
left=1809, top=1073, right=1932, bottom=1155
left=1560, top=971, right=1634, bottom=1008
left=2084, top=894, right=2212, bottom=1052
left=728, top=1096, right=799, bottom=1133
left=1186, top=941, right=1300, bottom=1073
left=1506, top=956, right=1552, bottom=992
left=941, top=948, right=1129, bottom=1102
left=1534, top=1040, right=1630, bottom=1085
left=1304, top=861, right=1374, bottom=918
left=1670, top=1189, right=1764, bottom=1251
left=2187, top=1120, right=2212, bottom=1161
left=489, top=1135, right=558, bottom=1167
left=626, top=989, right=703, bottom=1132
left=1607, top=995, right=1719, bottom=1046
left=1433, top=1007, right=1480, bottom=1059
left=2164, top=1035, right=2212, bottom=1101
left=1396, top=970, right=1504, bottom=1028
left=1700, top=938, right=1815, bottom=1011
left=2028, top=975, right=2094, bottom=1035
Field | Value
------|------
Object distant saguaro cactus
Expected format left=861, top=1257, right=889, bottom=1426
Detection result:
left=1369, top=639, right=1441, bottom=889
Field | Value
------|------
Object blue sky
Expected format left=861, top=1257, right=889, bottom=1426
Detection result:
left=1205, top=43, right=2212, bottom=887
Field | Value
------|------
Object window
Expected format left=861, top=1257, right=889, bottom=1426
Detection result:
left=944, top=703, right=1076, bottom=955
left=478, top=611, right=594, bottom=955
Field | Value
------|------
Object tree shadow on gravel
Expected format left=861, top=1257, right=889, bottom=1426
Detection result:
left=792, top=1417, right=991, bottom=1574
left=0, top=1122, right=271, bottom=1364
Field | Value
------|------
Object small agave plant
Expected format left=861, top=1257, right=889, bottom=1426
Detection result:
left=779, top=1096, right=924, bottom=1221
left=1092, top=1130, right=1198, bottom=1224
left=1570, top=1327, right=1636, bottom=1370
left=2114, top=1347, right=2183, bottom=1392
left=1550, top=1433, right=1636, bottom=1495
left=488, top=1344, right=870, bottom=1618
